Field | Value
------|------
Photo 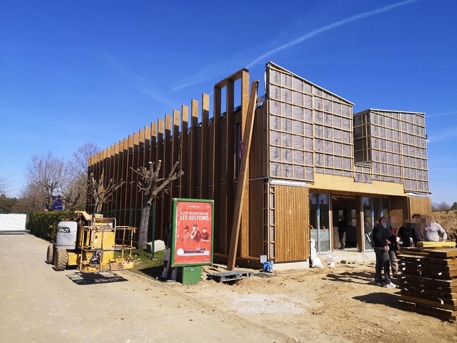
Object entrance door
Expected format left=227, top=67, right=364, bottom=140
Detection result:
left=309, top=193, right=330, bottom=253
left=332, top=195, right=357, bottom=249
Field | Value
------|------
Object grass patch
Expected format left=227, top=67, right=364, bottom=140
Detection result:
left=129, top=249, right=166, bottom=279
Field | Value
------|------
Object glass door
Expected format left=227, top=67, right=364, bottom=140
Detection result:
left=362, top=197, right=390, bottom=251
left=309, top=193, right=330, bottom=253
left=362, top=197, right=373, bottom=250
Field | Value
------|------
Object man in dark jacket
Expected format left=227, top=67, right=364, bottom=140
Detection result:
left=337, top=216, right=346, bottom=249
left=372, top=217, right=396, bottom=288
left=398, top=214, right=423, bottom=248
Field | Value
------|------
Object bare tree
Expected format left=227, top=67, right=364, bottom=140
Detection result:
left=0, top=174, right=8, bottom=195
left=432, top=201, right=451, bottom=211
left=132, top=160, right=184, bottom=250
left=66, top=143, right=100, bottom=210
left=17, top=183, right=47, bottom=211
left=25, top=152, right=70, bottom=210
left=71, top=142, right=100, bottom=177
left=20, top=144, right=99, bottom=211
left=88, top=172, right=124, bottom=213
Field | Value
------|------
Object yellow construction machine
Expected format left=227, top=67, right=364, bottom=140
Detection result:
left=46, top=211, right=136, bottom=272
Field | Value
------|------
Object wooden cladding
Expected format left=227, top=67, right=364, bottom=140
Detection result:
left=88, top=69, right=260, bottom=260
left=272, top=185, right=309, bottom=262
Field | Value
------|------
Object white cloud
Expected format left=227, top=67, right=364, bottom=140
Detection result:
left=172, top=0, right=417, bottom=91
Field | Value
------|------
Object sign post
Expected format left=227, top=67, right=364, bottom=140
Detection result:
left=171, top=198, right=214, bottom=284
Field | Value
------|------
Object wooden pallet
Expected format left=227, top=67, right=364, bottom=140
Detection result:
left=207, top=270, right=253, bottom=283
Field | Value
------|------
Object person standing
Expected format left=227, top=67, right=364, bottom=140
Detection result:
left=337, top=216, right=346, bottom=250
left=424, top=216, right=448, bottom=242
left=388, top=217, right=399, bottom=278
left=398, top=216, right=422, bottom=248
left=372, top=217, right=396, bottom=288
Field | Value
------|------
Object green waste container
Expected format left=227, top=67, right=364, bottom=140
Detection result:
left=181, top=265, right=202, bottom=285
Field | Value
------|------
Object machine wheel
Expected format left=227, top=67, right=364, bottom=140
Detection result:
left=46, top=244, right=54, bottom=264
left=54, top=248, right=68, bottom=271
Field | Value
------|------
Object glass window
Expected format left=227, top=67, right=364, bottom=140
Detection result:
left=309, top=193, right=330, bottom=253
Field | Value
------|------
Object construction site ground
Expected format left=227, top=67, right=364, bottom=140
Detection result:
left=1, top=232, right=456, bottom=343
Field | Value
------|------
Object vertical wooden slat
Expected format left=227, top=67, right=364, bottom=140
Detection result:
left=157, top=119, right=165, bottom=237
left=227, top=80, right=259, bottom=270
left=113, top=142, right=120, bottom=218
left=240, top=70, right=251, bottom=257
left=127, top=135, right=134, bottom=224
left=121, top=137, right=129, bottom=224
left=190, top=99, right=199, bottom=197
left=172, top=109, right=181, bottom=199
left=201, top=93, right=209, bottom=199
left=163, top=114, right=171, bottom=230
left=181, top=105, right=189, bottom=198
left=213, top=84, right=225, bottom=252
left=226, top=80, right=235, bottom=249
left=138, top=129, right=145, bottom=228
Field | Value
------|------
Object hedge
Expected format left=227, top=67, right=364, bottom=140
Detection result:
left=28, top=211, right=74, bottom=242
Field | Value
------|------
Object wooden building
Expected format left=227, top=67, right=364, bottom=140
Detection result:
left=88, top=62, right=431, bottom=268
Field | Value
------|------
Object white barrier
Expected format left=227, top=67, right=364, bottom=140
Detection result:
left=0, top=213, right=28, bottom=232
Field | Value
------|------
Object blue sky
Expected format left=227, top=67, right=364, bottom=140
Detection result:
left=0, top=0, right=456, bottom=205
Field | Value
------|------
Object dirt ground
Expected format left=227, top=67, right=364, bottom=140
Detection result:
left=157, top=209, right=457, bottom=343
left=158, top=260, right=456, bottom=343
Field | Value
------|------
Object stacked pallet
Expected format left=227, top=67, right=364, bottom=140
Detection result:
left=398, top=243, right=457, bottom=321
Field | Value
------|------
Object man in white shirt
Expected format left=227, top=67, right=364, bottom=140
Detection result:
left=425, top=216, right=448, bottom=242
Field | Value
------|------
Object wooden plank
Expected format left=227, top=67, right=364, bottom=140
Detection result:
left=401, top=287, right=457, bottom=302
left=416, top=241, right=456, bottom=248
left=399, top=299, right=457, bottom=321
left=399, top=275, right=457, bottom=292
left=190, top=99, right=199, bottom=198
left=156, top=119, right=164, bottom=234
left=201, top=93, right=210, bottom=199
left=401, top=266, right=457, bottom=279
left=401, top=261, right=457, bottom=272
left=181, top=105, right=189, bottom=198
left=227, top=80, right=259, bottom=271
left=226, top=79, right=235, bottom=257
left=239, top=70, right=251, bottom=260
left=172, top=109, right=180, bottom=199
left=163, top=114, right=172, bottom=228
left=400, top=294, right=457, bottom=311
left=399, top=255, right=457, bottom=266
left=399, top=247, right=457, bottom=258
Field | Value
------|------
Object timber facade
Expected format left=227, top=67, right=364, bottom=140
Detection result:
left=88, top=62, right=431, bottom=268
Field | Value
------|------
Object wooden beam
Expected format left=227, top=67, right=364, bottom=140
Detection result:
left=227, top=80, right=259, bottom=271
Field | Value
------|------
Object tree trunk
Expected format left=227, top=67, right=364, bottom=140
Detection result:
left=138, top=200, right=152, bottom=250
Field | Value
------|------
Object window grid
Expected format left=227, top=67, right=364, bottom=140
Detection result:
left=353, top=110, right=429, bottom=193
left=268, top=67, right=354, bottom=182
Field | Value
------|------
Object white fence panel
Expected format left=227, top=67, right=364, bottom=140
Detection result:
left=0, top=214, right=28, bottom=232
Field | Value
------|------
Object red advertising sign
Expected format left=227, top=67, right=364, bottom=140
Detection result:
left=171, top=199, right=214, bottom=266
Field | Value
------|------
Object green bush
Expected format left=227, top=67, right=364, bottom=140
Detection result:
left=28, top=211, right=74, bottom=242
